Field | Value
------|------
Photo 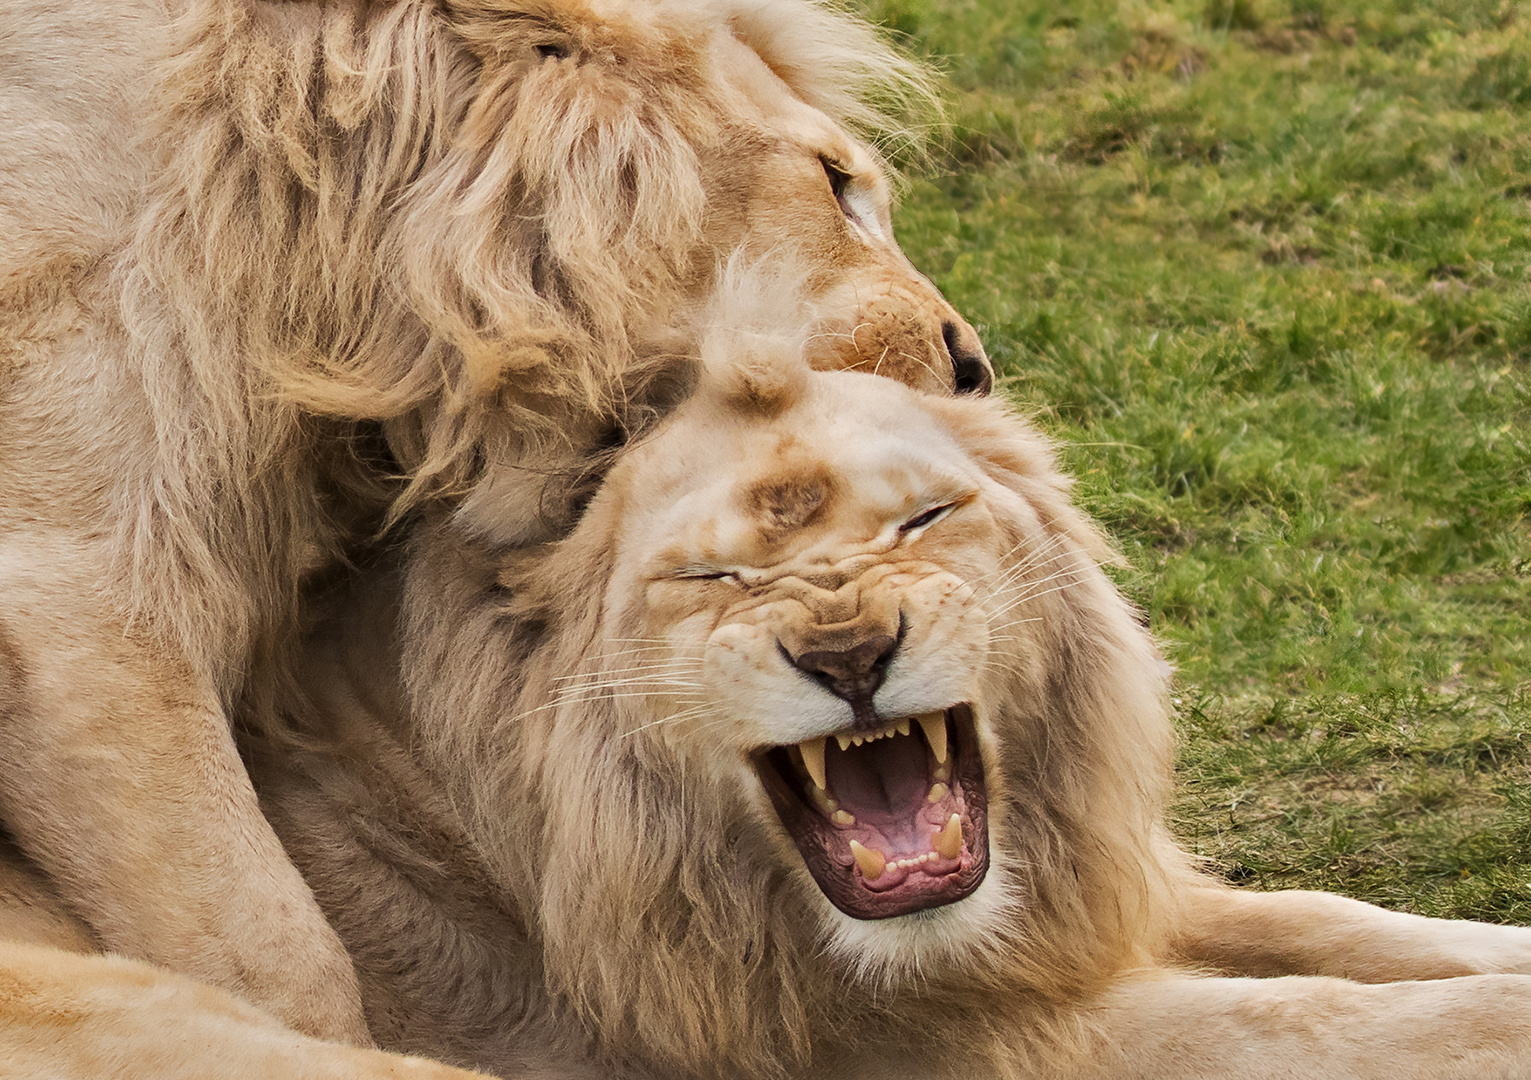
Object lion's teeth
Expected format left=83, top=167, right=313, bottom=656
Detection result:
left=849, top=840, right=886, bottom=881
left=933, top=813, right=963, bottom=860
left=896, top=719, right=910, bottom=737
left=933, top=761, right=951, bottom=783
left=926, top=782, right=949, bottom=803
left=836, top=733, right=853, bottom=752
left=800, top=737, right=828, bottom=791
left=809, top=786, right=839, bottom=815
left=832, top=809, right=856, bottom=826
left=917, top=711, right=948, bottom=764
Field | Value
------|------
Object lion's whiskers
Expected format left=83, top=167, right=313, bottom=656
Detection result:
left=553, top=662, right=705, bottom=688
left=966, top=535, right=1080, bottom=600
left=619, top=702, right=726, bottom=740
left=895, top=346, right=944, bottom=387
left=982, top=535, right=1080, bottom=590
left=981, top=558, right=1095, bottom=623
left=984, top=571, right=1093, bottom=621
left=803, top=322, right=873, bottom=351
left=552, top=644, right=675, bottom=671
left=553, top=674, right=706, bottom=705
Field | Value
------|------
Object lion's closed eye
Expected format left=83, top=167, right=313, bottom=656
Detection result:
left=673, top=567, right=742, bottom=584
left=899, top=500, right=962, bottom=535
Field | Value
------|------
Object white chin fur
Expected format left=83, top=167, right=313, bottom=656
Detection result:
left=818, top=859, right=1018, bottom=987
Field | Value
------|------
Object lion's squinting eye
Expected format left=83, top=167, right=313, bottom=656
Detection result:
left=672, top=567, right=742, bottom=585
left=899, top=500, right=962, bottom=535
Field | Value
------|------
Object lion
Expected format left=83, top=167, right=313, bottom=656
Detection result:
left=0, top=0, right=992, bottom=1043
left=7, top=328, right=1531, bottom=1075
left=230, top=330, right=1531, bottom=1078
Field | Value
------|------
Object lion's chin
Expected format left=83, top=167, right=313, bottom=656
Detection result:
left=755, top=704, right=989, bottom=920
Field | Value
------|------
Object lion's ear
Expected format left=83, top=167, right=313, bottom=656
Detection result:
left=698, top=334, right=810, bottom=417
left=694, top=257, right=815, bottom=417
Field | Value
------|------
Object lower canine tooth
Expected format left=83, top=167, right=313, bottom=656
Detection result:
left=849, top=840, right=886, bottom=881
left=800, top=737, right=828, bottom=791
left=809, top=786, right=838, bottom=815
left=917, top=711, right=948, bottom=764
left=933, top=813, right=963, bottom=860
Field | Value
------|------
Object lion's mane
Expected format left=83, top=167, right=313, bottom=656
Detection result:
left=1, top=0, right=936, bottom=682
left=256, top=360, right=1187, bottom=1078
left=136, top=0, right=933, bottom=480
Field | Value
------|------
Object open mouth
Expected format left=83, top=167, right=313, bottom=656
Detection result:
left=754, top=704, right=989, bottom=920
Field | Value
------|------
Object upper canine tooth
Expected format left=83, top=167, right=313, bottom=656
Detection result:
left=933, top=813, right=963, bottom=860
left=917, top=712, right=948, bottom=764
left=800, top=737, right=828, bottom=791
left=849, top=840, right=886, bottom=881
left=836, top=733, right=853, bottom=752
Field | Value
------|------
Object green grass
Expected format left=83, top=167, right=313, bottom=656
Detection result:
left=866, top=0, right=1531, bottom=917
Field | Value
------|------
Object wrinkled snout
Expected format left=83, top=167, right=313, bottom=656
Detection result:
left=770, top=575, right=905, bottom=725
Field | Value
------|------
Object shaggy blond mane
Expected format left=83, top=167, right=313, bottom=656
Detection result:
left=250, top=337, right=1183, bottom=1077
left=10, top=326, right=1531, bottom=1076
left=135, top=0, right=934, bottom=491
left=0, top=0, right=984, bottom=1040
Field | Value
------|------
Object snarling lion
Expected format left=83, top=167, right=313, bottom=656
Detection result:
left=7, top=331, right=1531, bottom=1075
left=235, top=335, right=1531, bottom=1077
left=0, top=0, right=991, bottom=1042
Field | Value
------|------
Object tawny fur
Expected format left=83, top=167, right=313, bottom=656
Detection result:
left=7, top=340, right=1531, bottom=1076
left=218, top=344, right=1531, bottom=1079
left=0, top=939, right=495, bottom=1080
left=0, top=0, right=990, bottom=1041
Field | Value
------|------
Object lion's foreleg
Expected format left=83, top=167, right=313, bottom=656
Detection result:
left=1071, top=971, right=1531, bottom=1080
left=0, top=941, right=491, bottom=1080
left=0, top=543, right=370, bottom=1045
left=1171, top=883, right=1531, bottom=981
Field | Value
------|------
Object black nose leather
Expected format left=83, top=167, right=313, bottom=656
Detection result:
left=942, top=320, right=993, bottom=396
left=787, top=635, right=898, bottom=725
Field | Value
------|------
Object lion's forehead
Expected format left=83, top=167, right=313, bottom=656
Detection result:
left=663, top=459, right=943, bottom=571
left=622, top=375, right=996, bottom=587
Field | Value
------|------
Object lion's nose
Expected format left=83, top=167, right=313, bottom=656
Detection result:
left=785, top=634, right=898, bottom=725
left=941, top=319, right=993, bottom=396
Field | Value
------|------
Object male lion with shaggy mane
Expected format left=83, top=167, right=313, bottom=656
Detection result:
left=8, top=330, right=1531, bottom=1075
left=211, top=334, right=1531, bottom=1078
left=0, top=0, right=991, bottom=1042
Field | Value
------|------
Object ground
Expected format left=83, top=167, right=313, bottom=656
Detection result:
left=870, top=0, right=1531, bottom=921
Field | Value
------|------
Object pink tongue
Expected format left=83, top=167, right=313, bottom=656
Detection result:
left=825, top=735, right=930, bottom=847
